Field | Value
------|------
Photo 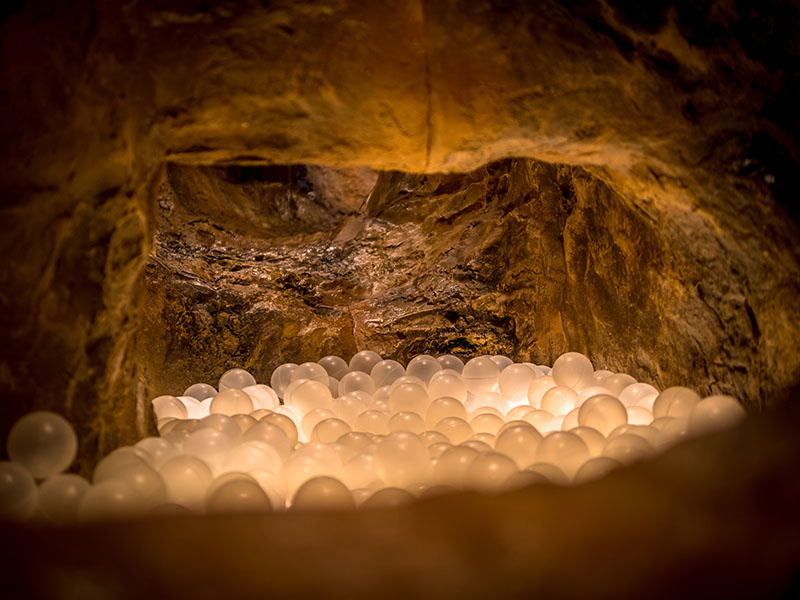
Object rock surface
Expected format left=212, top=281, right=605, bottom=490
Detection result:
left=1, top=1, right=799, bottom=467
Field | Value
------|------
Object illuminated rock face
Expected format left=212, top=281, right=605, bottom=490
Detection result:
left=1, top=1, right=799, bottom=471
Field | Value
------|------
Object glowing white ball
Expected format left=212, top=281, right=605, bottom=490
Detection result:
left=407, top=356, right=442, bottom=385
left=0, top=461, right=37, bottom=521
left=573, top=456, right=623, bottom=484
left=374, top=431, right=431, bottom=488
left=437, top=355, right=464, bottom=373
left=652, top=387, right=702, bottom=419
left=318, top=355, right=349, bottom=379
left=270, top=363, right=298, bottom=398
left=578, top=394, right=628, bottom=437
left=207, top=475, right=272, bottom=513
left=428, top=372, right=468, bottom=403
left=349, top=350, right=383, bottom=374
left=464, top=452, right=518, bottom=493
left=210, top=389, right=254, bottom=416
left=37, top=473, right=90, bottom=524
left=688, top=395, right=746, bottom=437
left=498, top=364, right=537, bottom=406
left=152, top=395, right=189, bottom=421
left=7, top=411, right=78, bottom=479
left=218, top=368, right=257, bottom=391
left=552, top=352, right=594, bottom=390
left=183, top=383, right=217, bottom=401
left=462, top=356, right=500, bottom=394
left=527, top=376, right=556, bottom=408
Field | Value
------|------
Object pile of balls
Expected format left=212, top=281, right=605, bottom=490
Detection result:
left=0, top=351, right=746, bottom=522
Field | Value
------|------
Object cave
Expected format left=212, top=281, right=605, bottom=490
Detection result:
left=1, top=1, right=799, bottom=598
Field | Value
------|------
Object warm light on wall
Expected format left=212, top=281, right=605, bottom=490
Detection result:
left=0, top=351, right=746, bottom=522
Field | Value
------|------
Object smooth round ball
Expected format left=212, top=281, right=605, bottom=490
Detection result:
left=261, top=413, right=299, bottom=447
left=218, top=368, right=257, bottom=391
left=435, top=417, right=474, bottom=444
left=210, top=389, right=254, bottom=417
left=292, top=476, right=354, bottom=511
left=0, top=461, right=37, bottom=520
left=502, top=469, right=550, bottom=491
left=426, top=397, right=468, bottom=427
left=241, top=385, right=279, bottom=411
left=573, top=456, right=623, bottom=484
left=78, top=480, right=143, bottom=522
left=499, top=364, right=538, bottom=406
left=312, top=418, right=352, bottom=444
left=406, top=356, right=442, bottom=385
left=361, top=487, right=415, bottom=509
left=222, top=441, right=282, bottom=476
left=340, top=371, right=376, bottom=396
left=207, top=477, right=272, bottom=513
left=527, top=376, right=556, bottom=409
left=270, top=363, right=298, bottom=398
left=285, top=380, right=334, bottom=415
left=437, top=355, right=464, bottom=373
left=318, top=355, right=349, bottom=379
left=541, top=386, right=578, bottom=416
left=552, top=352, right=594, bottom=390
left=462, top=356, right=500, bottom=394
left=388, top=382, right=429, bottom=415
left=135, top=437, right=179, bottom=469
left=433, top=446, right=479, bottom=488
left=374, top=432, right=431, bottom=488
left=536, top=432, right=590, bottom=479
left=152, top=395, right=189, bottom=421
left=243, top=422, right=292, bottom=461
left=464, top=452, right=518, bottom=493
left=355, top=410, right=390, bottom=435
left=618, top=383, right=659, bottom=407
left=653, top=386, right=702, bottom=419
left=38, top=473, right=90, bottom=524
left=428, top=372, right=468, bottom=403
left=602, top=373, right=637, bottom=396
left=688, top=395, right=746, bottom=437
left=469, top=413, right=504, bottom=435
left=291, top=362, right=330, bottom=385
left=159, top=456, right=214, bottom=513
left=8, top=412, right=78, bottom=482
left=349, top=350, right=383, bottom=374
left=370, top=360, right=405, bottom=388
left=578, top=394, right=628, bottom=437
left=183, top=383, right=217, bottom=401
left=495, top=425, right=542, bottom=469
left=603, top=433, right=655, bottom=464
left=388, top=412, right=426, bottom=434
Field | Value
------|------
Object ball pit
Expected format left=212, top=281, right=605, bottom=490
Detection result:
left=0, top=351, right=747, bottom=522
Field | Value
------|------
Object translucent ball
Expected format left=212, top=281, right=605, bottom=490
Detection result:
left=318, top=355, right=349, bottom=379
left=602, top=373, right=637, bottom=396
left=437, top=355, right=464, bottom=374
left=552, top=352, right=594, bottom=390
left=78, top=480, right=143, bottom=522
left=388, top=382, right=429, bottom=416
left=462, top=356, right=500, bottom=394
left=93, top=447, right=148, bottom=483
left=241, top=384, right=280, bottom=411
left=406, top=356, right=442, bottom=385
left=536, top=432, right=590, bottom=479
left=635, top=393, right=659, bottom=411
left=349, top=350, right=383, bottom=374
left=591, top=370, right=614, bottom=386
left=243, top=423, right=292, bottom=461
left=390, top=375, right=427, bottom=392
left=506, top=405, right=534, bottom=421
left=159, top=456, right=213, bottom=512
left=460, top=439, right=492, bottom=453
left=0, top=461, right=37, bottom=521
left=526, top=463, right=569, bottom=485
left=301, top=408, right=336, bottom=440
left=7, top=411, right=78, bottom=479
left=688, top=395, right=746, bottom=437
left=502, top=469, right=550, bottom=491
left=341, top=452, right=379, bottom=490
left=178, top=396, right=203, bottom=419
left=578, top=395, right=628, bottom=436
left=369, top=359, right=405, bottom=388
left=388, top=412, right=426, bottom=434
left=207, top=477, right=272, bottom=514
left=655, top=417, right=690, bottom=449
left=419, top=430, right=449, bottom=447
left=183, top=383, right=217, bottom=401
left=270, top=363, right=298, bottom=398
left=465, top=391, right=508, bottom=414
left=374, top=432, right=431, bottom=488
left=182, top=428, right=236, bottom=473
left=469, top=413, right=504, bottom=435
left=427, top=442, right=453, bottom=459
left=433, top=446, right=479, bottom=488
left=490, top=355, right=514, bottom=371
left=210, top=389, right=254, bottom=416
left=570, top=426, right=606, bottom=456
left=292, top=476, right=354, bottom=511
left=332, top=393, right=369, bottom=426
left=499, top=364, right=538, bottom=406
left=355, top=410, right=390, bottom=435
left=522, top=409, right=558, bottom=435
left=428, top=372, right=468, bottom=403
left=339, top=371, right=376, bottom=396
left=38, top=473, right=90, bottom=524
left=561, top=407, right=581, bottom=431
left=151, top=395, right=189, bottom=420
left=373, top=386, right=392, bottom=402
left=218, top=368, right=257, bottom=391
left=653, top=387, right=702, bottom=419
left=222, top=441, right=282, bottom=475
left=196, top=413, right=244, bottom=441
left=573, top=456, right=623, bottom=484
left=434, top=417, right=474, bottom=444
left=603, top=433, right=655, bottom=464
left=464, top=452, right=518, bottom=493
left=285, top=379, right=334, bottom=416
left=337, top=432, right=373, bottom=454
left=136, top=437, right=179, bottom=469
left=626, top=405, right=654, bottom=426
left=290, top=362, right=330, bottom=386
left=248, top=469, right=286, bottom=510
left=576, top=386, right=615, bottom=407
left=103, top=461, right=167, bottom=509
left=368, top=398, right=389, bottom=413
left=312, top=418, right=352, bottom=444
left=540, top=386, right=579, bottom=416
left=233, top=414, right=258, bottom=433
left=527, top=376, right=556, bottom=409
left=261, top=413, right=299, bottom=447
left=361, top=487, right=415, bottom=509
left=618, top=383, right=659, bottom=407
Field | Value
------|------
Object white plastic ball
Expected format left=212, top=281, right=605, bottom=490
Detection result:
left=494, top=424, right=542, bottom=469
left=136, top=437, right=179, bottom=469
left=428, top=372, right=468, bottom=403
left=618, top=383, right=659, bottom=407
left=374, top=431, right=431, bottom=488
left=388, top=382, right=429, bottom=415
left=432, top=445, right=479, bottom=487
left=437, top=355, right=464, bottom=373
left=573, top=456, right=623, bottom=484
left=183, top=383, right=217, bottom=401
left=340, top=371, right=376, bottom=396
left=260, top=413, right=299, bottom=447
left=602, top=373, right=638, bottom=396
left=578, top=394, right=628, bottom=436
left=159, top=455, right=213, bottom=512
left=37, top=473, right=90, bottom=524
left=210, top=389, right=254, bottom=416
left=0, top=461, right=37, bottom=520
left=182, top=428, right=236, bottom=473
left=7, top=411, right=78, bottom=479
left=349, top=350, right=383, bottom=374
left=461, top=356, right=500, bottom=394
left=93, top=447, right=149, bottom=483
left=522, top=410, right=558, bottom=434
left=525, top=463, right=569, bottom=485
left=464, top=452, right=518, bottom=493
left=688, top=395, right=746, bottom=437
left=434, top=417, right=474, bottom=444
left=292, top=476, right=354, bottom=511
left=361, top=487, right=415, bottom=509
left=223, top=441, right=282, bottom=475
left=318, top=355, right=349, bottom=379
left=536, top=432, right=590, bottom=479
left=502, top=469, right=550, bottom=491
left=196, top=413, right=243, bottom=441
left=219, top=368, right=257, bottom=391
left=387, top=412, right=426, bottom=434
left=369, top=359, right=405, bottom=388
left=291, top=362, right=330, bottom=386
left=552, top=352, right=594, bottom=390
left=603, top=433, right=655, bottom=464
left=207, top=476, right=272, bottom=513
left=541, top=386, right=579, bottom=416
left=270, top=363, right=298, bottom=398
left=626, top=405, right=654, bottom=426
left=312, top=418, right=352, bottom=443
left=284, top=379, right=334, bottom=416
left=499, top=364, right=538, bottom=406
left=570, top=426, right=607, bottom=456
left=152, top=395, right=189, bottom=421
left=653, top=387, right=702, bottom=419
left=355, top=410, right=390, bottom=435
left=241, top=384, right=280, bottom=410
left=78, top=480, right=143, bottom=521
left=406, top=356, right=442, bottom=385
left=527, top=376, right=556, bottom=408
left=243, top=422, right=292, bottom=461
left=469, top=413, right=504, bottom=435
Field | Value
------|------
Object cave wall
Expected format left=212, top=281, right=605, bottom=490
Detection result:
left=1, top=0, right=800, bottom=467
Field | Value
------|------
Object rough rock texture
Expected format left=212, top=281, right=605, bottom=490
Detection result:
left=0, top=0, right=799, bottom=482
left=142, top=159, right=797, bottom=413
